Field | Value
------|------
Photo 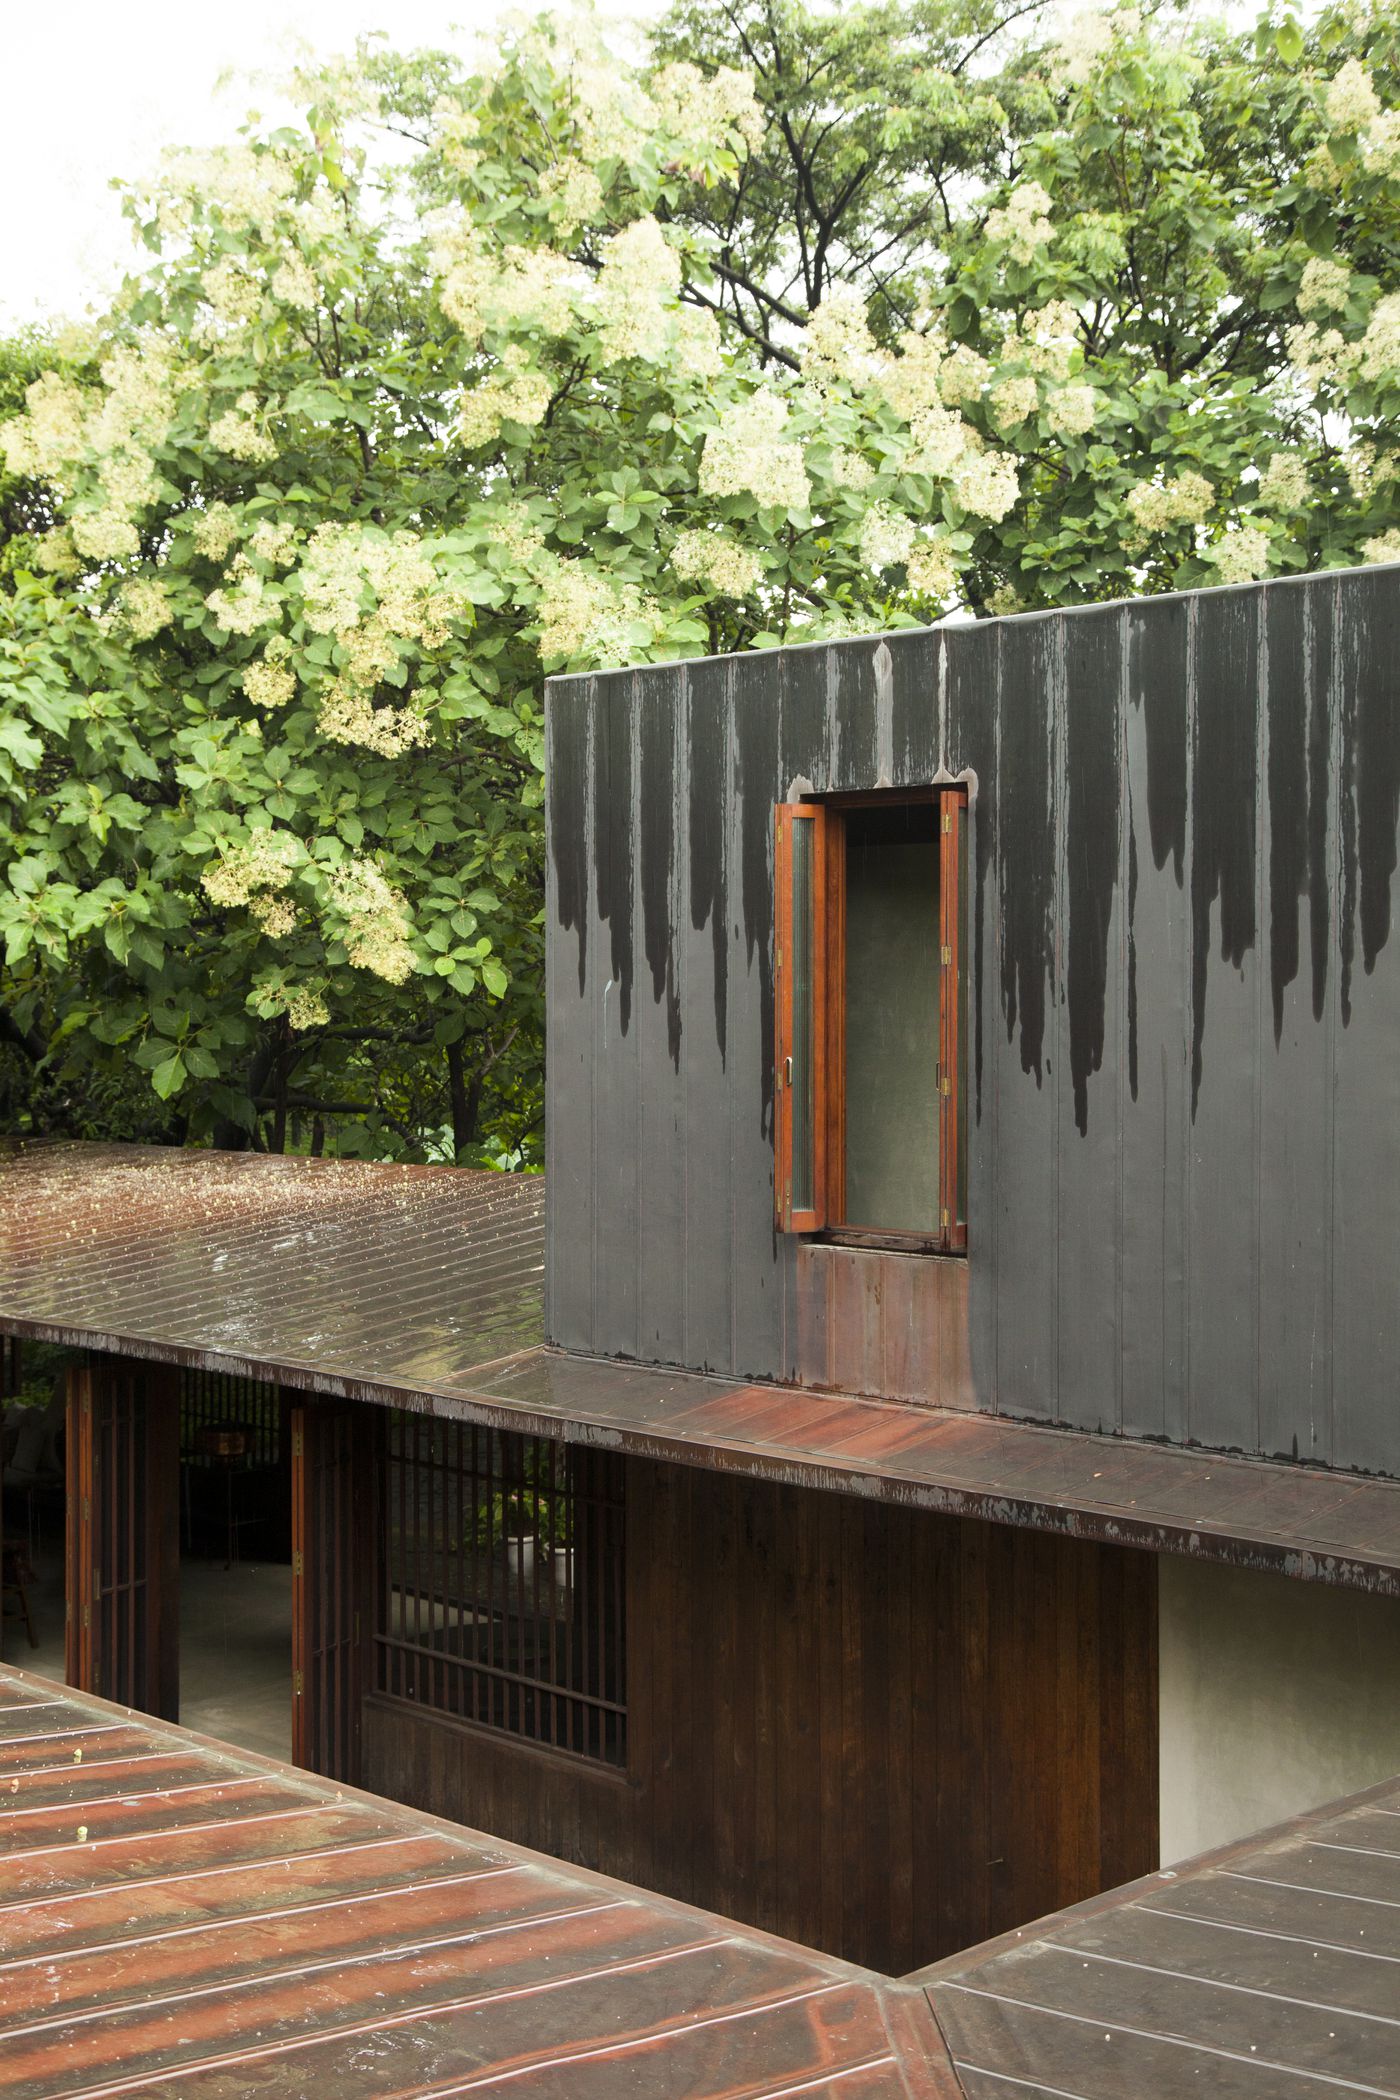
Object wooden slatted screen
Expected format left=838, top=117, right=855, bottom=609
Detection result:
left=376, top=1417, right=627, bottom=1766
left=64, top=1357, right=179, bottom=1718
left=291, top=1400, right=370, bottom=1783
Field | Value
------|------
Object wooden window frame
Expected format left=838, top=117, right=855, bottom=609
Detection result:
left=775, top=786, right=967, bottom=1256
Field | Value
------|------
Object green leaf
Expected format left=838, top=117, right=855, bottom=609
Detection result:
left=151, top=1052, right=186, bottom=1100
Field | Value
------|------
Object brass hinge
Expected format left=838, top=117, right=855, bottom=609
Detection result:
left=941, top=1074, right=951, bottom=1097
left=941, top=1207, right=950, bottom=1229
left=943, top=810, right=951, bottom=833
left=292, top=1551, right=303, bottom=1578
left=293, top=1670, right=303, bottom=1697
left=941, top=944, right=951, bottom=967
left=291, top=1429, right=303, bottom=1459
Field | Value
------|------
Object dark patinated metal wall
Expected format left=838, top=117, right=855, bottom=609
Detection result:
left=544, top=566, right=1400, bottom=1477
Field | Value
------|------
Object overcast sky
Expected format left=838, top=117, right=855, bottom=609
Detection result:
left=0, top=0, right=523, bottom=328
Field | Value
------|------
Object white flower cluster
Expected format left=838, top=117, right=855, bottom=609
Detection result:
left=997, top=302, right=1082, bottom=378
left=937, top=342, right=993, bottom=406
left=249, top=519, right=298, bottom=568
left=1361, top=527, right=1400, bottom=565
left=827, top=447, right=873, bottom=490
left=325, top=857, right=417, bottom=983
left=672, top=306, right=724, bottom=382
left=152, top=144, right=298, bottom=239
left=594, top=217, right=681, bottom=364
left=858, top=504, right=916, bottom=573
left=118, top=578, right=173, bottom=640
left=1321, top=59, right=1400, bottom=172
left=649, top=61, right=765, bottom=172
left=270, top=254, right=319, bottom=312
left=951, top=448, right=1021, bottom=522
left=436, top=220, right=578, bottom=346
left=319, top=687, right=431, bottom=758
left=539, top=157, right=605, bottom=237
left=1359, top=294, right=1400, bottom=382
left=1256, top=454, right=1309, bottom=511
left=242, top=647, right=296, bottom=710
left=700, top=391, right=812, bottom=512
left=206, top=559, right=272, bottom=637
left=2, top=344, right=184, bottom=563
left=1050, top=6, right=1138, bottom=87
left=1206, top=526, right=1271, bottom=585
left=202, top=828, right=300, bottom=914
left=802, top=287, right=881, bottom=389
left=670, top=529, right=762, bottom=599
left=535, top=560, right=658, bottom=664
left=458, top=347, right=553, bottom=448
left=906, top=535, right=962, bottom=602
left=1045, top=383, right=1097, bottom=437
left=1286, top=321, right=1358, bottom=387
left=297, top=525, right=453, bottom=647
left=984, top=182, right=1056, bottom=265
left=191, top=504, right=240, bottom=561
left=202, top=258, right=261, bottom=326
left=1125, top=469, right=1215, bottom=534
left=285, top=985, right=330, bottom=1030
left=1325, top=59, right=1382, bottom=134
left=1297, top=256, right=1352, bottom=316
left=990, top=373, right=1038, bottom=432
left=32, top=527, right=81, bottom=577
left=209, top=392, right=278, bottom=464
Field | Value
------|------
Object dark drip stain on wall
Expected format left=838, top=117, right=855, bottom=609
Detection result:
left=639, top=672, right=682, bottom=1068
left=687, top=662, right=729, bottom=1066
left=739, top=654, right=780, bottom=1138
left=549, top=689, right=590, bottom=996
left=1064, top=610, right=1123, bottom=1136
left=1190, top=592, right=1258, bottom=1115
left=1346, top=571, right=1400, bottom=1019
left=1139, top=600, right=1189, bottom=886
left=998, top=619, right=1056, bottom=1084
left=592, top=673, right=635, bottom=1036
left=1266, top=580, right=1318, bottom=1044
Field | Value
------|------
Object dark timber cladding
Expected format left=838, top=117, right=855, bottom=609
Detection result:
left=915, top=1774, right=1400, bottom=2099
left=545, top=566, right=1400, bottom=1474
left=364, top=1459, right=1159, bottom=1977
left=0, top=1666, right=941, bottom=2098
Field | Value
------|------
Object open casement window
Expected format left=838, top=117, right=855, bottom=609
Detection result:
left=775, top=789, right=968, bottom=1253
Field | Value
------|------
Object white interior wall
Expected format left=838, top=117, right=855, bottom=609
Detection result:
left=1158, top=1555, right=1400, bottom=1866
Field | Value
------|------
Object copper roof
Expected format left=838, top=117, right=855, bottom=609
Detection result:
left=3, top=1141, right=1400, bottom=1593
left=915, top=1775, right=1400, bottom=2097
left=0, top=1664, right=944, bottom=2097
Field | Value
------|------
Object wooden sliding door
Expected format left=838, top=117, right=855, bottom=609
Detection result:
left=65, top=1357, right=179, bottom=1719
left=291, top=1400, right=374, bottom=1783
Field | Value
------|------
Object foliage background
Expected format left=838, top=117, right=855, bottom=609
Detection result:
left=1, top=0, right=1398, bottom=1162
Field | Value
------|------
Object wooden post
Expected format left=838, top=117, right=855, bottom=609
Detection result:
left=64, top=1356, right=179, bottom=1719
left=291, top=1397, right=375, bottom=1783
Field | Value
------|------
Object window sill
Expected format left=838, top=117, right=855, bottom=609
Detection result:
left=818, top=1227, right=967, bottom=1257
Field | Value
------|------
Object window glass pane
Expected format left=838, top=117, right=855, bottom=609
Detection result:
left=790, top=814, right=815, bottom=1214
left=843, top=805, right=939, bottom=1231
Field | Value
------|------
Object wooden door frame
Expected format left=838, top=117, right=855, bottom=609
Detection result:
left=290, top=1396, right=376, bottom=1784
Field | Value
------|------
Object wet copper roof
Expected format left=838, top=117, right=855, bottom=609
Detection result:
left=3, top=1141, right=1400, bottom=1593
left=0, top=1663, right=943, bottom=2097
left=915, top=1774, right=1400, bottom=2098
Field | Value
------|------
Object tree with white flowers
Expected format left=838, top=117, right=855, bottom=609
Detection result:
left=2, top=2, right=1399, bottom=1154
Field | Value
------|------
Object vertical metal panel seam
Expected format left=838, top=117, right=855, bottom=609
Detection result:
left=586, top=682, right=600, bottom=1354
left=630, top=670, right=644, bottom=1363
left=1115, top=605, right=1130, bottom=1438
left=991, top=623, right=1004, bottom=1415
left=1253, top=590, right=1269, bottom=1456
left=544, top=693, right=555, bottom=1338
left=1326, top=572, right=1343, bottom=1464
left=726, top=659, right=741, bottom=1375
left=1052, top=611, right=1067, bottom=1426
left=678, top=661, right=692, bottom=1369
left=1182, top=597, right=1198, bottom=1441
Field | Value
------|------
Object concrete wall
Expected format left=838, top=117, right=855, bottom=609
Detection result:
left=1159, top=1555, right=1400, bottom=1865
